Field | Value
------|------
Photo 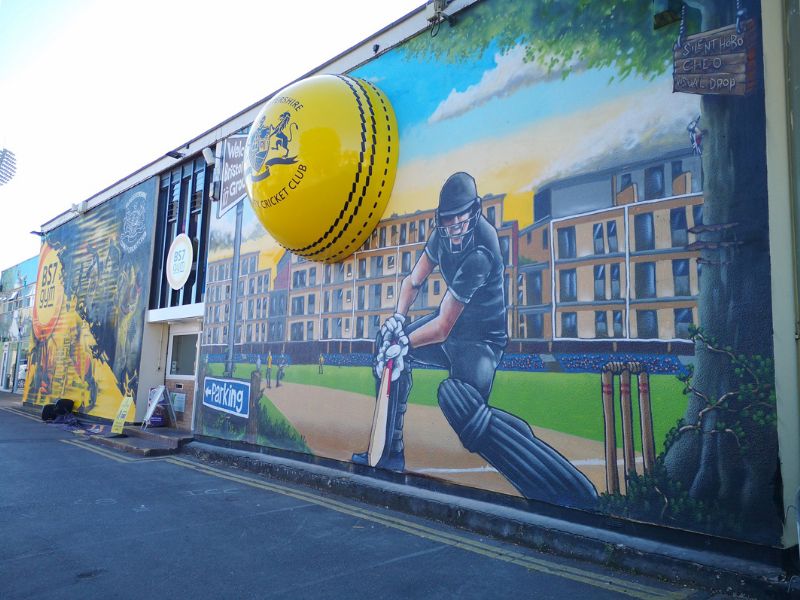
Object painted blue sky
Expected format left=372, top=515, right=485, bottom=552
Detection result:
left=352, top=41, right=662, bottom=164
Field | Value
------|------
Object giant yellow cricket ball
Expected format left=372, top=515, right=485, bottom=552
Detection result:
left=244, top=74, right=398, bottom=263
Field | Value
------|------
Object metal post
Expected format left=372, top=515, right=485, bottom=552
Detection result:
left=225, top=201, right=243, bottom=377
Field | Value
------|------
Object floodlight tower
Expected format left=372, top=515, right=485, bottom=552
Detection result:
left=0, top=148, right=16, bottom=185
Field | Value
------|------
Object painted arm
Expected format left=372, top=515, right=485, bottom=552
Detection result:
left=408, top=291, right=465, bottom=348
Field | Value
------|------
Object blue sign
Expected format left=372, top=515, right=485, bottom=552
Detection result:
left=203, top=377, right=250, bottom=418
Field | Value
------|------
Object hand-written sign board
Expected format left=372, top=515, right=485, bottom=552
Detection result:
left=673, top=19, right=757, bottom=96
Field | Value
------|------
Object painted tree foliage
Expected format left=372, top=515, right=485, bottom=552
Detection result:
left=405, top=0, right=779, bottom=540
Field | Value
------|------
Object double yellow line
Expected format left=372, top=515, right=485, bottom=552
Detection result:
left=55, top=434, right=691, bottom=599
left=164, top=456, right=691, bottom=600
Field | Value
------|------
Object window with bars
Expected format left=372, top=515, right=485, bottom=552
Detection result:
left=150, top=156, right=212, bottom=309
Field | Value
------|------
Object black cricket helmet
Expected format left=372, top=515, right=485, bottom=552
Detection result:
left=436, top=172, right=482, bottom=253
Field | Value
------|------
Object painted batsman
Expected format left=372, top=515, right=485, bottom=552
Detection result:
left=353, top=172, right=598, bottom=509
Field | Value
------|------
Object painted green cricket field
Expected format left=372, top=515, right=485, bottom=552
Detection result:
left=208, top=362, right=689, bottom=455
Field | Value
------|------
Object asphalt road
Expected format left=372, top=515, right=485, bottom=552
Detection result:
left=0, top=402, right=708, bottom=600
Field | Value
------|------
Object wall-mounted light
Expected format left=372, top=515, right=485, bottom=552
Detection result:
left=29, top=230, right=44, bottom=237
left=71, top=200, right=88, bottom=215
left=165, top=150, right=185, bottom=159
left=202, top=147, right=216, bottom=166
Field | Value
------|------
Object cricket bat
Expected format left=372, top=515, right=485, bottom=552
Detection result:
left=367, top=358, right=393, bottom=467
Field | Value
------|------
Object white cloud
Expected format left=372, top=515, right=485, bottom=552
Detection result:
left=523, top=79, right=701, bottom=190
left=429, top=45, right=583, bottom=124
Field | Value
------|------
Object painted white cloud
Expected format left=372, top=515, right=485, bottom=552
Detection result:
left=523, top=79, right=702, bottom=190
left=429, top=45, right=583, bottom=124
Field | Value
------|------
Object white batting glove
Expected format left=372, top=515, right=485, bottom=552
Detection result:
left=384, top=336, right=409, bottom=381
left=380, top=313, right=406, bottom=341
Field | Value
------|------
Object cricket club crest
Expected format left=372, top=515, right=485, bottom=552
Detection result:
left=247, top=111, right=299, bottom=182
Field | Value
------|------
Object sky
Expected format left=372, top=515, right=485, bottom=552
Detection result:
left=0, top=0, right=423, bottom=269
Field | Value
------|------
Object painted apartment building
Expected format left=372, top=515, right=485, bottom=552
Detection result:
left=517, top=149, right=704, bottom=345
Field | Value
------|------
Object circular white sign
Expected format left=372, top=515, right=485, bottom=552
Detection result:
left=166, top=234, right=194, bottom=290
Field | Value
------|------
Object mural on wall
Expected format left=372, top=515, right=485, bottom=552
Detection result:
left=24, top=179, right=157, bottom=419
left=0, top=256, right=38, bottom=341
left=198, top=0, right=779, bottom=544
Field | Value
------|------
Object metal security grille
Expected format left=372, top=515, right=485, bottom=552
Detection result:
left=149, top=157, right=212, bottom=309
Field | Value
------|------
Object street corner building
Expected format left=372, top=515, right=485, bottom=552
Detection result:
left=19, top=0, right=800, bottom=586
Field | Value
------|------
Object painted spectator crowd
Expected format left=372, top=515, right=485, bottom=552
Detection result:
left=205, top=351, right=688, bottom=376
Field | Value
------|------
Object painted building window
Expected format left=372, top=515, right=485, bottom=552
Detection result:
left=594, top=265, right=605, bottom=300
left=610, top=263, right=621, bottom=299
left=357, top=286, right=365, bottom=310
left=400, top=223, right=407, bottom=244
left=607, top=220, right=618, bottom=253
left=529, top=313, right=544, bottom=338
left=637, top=310, right=658, bottom=338
left=595, top=311, right=608, bottom=338
left=370, top=284, right=382, bottom=309
left=674, top=308, right=693, bottom=339
left=693, top=203, right=703, bottom=227
left=557, top=227, right=576, bottom=259
left=322, top=319, right=329, bottom=339
left=419, top=219, right=426, bottom=242
left=670, top=208, right=688, bottom=247
left=308, top=294, right=315, bottom=315
left=169, top=334, right=198, bottom=376
left=561, top=312, right=578, bottom=337
left=613, top=310, right=624, bottom=338
left=559, top=269, right=577, bottom=302
left=402, top=252, right=412, bottom=274
left=487, top=206, right=496, bottom=226
left=356, top=316, right=364, bottom=338
left=593, top=223, right=604, bottom=255
left=358, top=258, right=367, bottom=279
left=635, top=262, right=656, bottom=299
left=542, top=228, right=548, bottom=250
left=619, top=173, right=632, bottom=191
left=387, top=255, right=395, bottom=270
left=309, top=267, right=317, bottom=287
left=527, top=271, right=543, bottom=305
left=433, top=280, right=441, bottom=295
left=500, top=236, right=511, bottom=266
left=644, top=165, right=665, bottom=200
left=634, top=213, right=655, bottom=251
left=291, top=296, right=304, bottom=316
left=673, top=259, right=690, bottom=297
left=387, top=285, right=394, bottom=299
left=290, top=323, right=304, bottom=341
left=307, top=321, right=314, bottom=340
left=379, top=227, right=386, bottom=247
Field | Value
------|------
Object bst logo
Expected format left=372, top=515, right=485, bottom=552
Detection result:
left=33, top=244, right=65, bottom=339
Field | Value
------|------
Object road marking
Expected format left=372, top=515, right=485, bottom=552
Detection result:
left=50, top=433, right=693, bottom=599
left=0, top=406, right=41, bottom=422
left=164, top=456, right=691, bottom=600
left=60, top=438, right=170, bottom=463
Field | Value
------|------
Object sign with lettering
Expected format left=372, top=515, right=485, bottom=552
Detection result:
left=218, top=135, right=248, bottom=218
left=203, top=376, right=250, bottom=418
left=673, top=20, right=757, bottom=96
left=166, top=233, right=194, bottom=290
left=111, top=395, right=134, bottom=434
left=32, top=243, right=65, bottom=340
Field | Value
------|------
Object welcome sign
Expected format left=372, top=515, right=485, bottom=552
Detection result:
left=203, top=376, right=250, bottom=418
